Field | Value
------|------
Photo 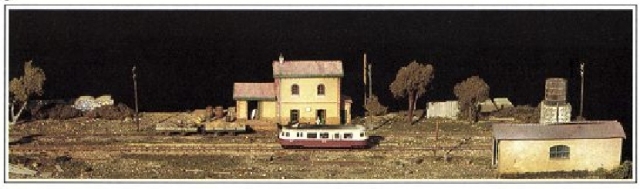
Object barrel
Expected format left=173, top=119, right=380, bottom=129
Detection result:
left=205, top=106, right=213, bottom=122
left=214, top=106, right=225, bottom=119
left=226, top=107, right=236, bottom=122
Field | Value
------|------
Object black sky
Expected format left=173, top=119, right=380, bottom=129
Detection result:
left=8, top=10, right=633, bottom=157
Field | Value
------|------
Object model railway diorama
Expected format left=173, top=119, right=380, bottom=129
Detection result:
left=7, top=10, right=631, bottom=179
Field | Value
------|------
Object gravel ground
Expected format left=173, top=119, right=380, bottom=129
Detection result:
left=7, top=113, right=616, bottom=180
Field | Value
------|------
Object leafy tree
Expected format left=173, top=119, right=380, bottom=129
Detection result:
left=389, top=61, right=434, bottom=122
left=453, top=76, right=489, bottom=122
left=9, top=60, right=46, bottom=125
left=364, top=94, right=388, bottom=116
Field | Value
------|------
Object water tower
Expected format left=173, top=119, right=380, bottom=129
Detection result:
left=539, top=78, right=572, bottom=124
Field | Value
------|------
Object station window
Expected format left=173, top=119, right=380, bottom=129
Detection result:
left=307, top=132, right=318, bottom=139
left=292, top=84, right=299, bottom=95
left=334, top=133, right=340, bottom=139
left=344, top=133, right=353, bottom=139
left=290, top=109, right=299, bottom=123
left=550, top=145, right=570, bottom=159
left=317, top=84, right=325, bottom=96
left=320, top=132, right=329, bottom=139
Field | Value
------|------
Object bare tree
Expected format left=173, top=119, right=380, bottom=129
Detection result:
left=389, top=61, right=434, bottom=122
left=453, top=76, right=489, bottom=122
left=9, top=60, right=46, bottom=125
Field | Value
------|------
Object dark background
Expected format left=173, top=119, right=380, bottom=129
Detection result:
left=8, top=10, right=633, bottom=160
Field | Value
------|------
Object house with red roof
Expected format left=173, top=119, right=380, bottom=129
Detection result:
left=233, top=54, right=352, bottom=125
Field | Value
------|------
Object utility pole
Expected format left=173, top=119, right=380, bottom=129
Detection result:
left=363, top=53, right=368, bottom=106
left=579, top=62, right=585, bottom=120
left=368, top=63, right=373, bottom=99
left=132, top=65, right=140, bottom=131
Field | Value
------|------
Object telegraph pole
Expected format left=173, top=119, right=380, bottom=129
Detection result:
left=132, top=66, right=140, bottom=131
left=363, top=53, right=368, bottom=106
left=368, top=63, right=373, bottom=99
left=579, top=62, right=585, bottom=120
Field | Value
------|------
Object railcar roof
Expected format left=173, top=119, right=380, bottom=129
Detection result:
left=281, top=124, right=364, bottom=130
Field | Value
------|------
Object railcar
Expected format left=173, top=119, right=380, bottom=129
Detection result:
left=278, top=123, right=369, bottom=149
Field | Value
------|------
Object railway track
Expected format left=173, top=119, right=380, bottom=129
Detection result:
left=8, top=132, right=278, bottom=138
left=9, top=143, right=491, bottom=155
left=8, top=133, right=278, bottom=144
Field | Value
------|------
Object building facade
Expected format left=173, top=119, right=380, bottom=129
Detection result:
left=233, top=55, right=351, bottom=125
left=492, top=121, right=626, bottom=173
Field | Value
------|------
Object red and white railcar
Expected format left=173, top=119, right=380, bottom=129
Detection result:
left=278, top=123, right=369, bottom=149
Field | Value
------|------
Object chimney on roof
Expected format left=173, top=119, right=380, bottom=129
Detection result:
left=279, top=53, right=284, bottom=64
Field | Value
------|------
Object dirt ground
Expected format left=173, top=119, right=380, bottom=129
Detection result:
left=6, top=113, right=625, bottom=180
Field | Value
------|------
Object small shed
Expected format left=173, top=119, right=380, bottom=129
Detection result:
left=426, top=100, right=459, bottom=119
left=233, top=83, right=276, bottom=121
left=492, top=121, right=626, bottom=173
left=493, top=98, right=514, bottom=110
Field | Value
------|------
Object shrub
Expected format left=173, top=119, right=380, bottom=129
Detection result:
left=364, top=95, right=388, bottom=116
left=491, top=105, right=540, bottom=123
left=610, top=160, right=633, bottom=179
left=85, top=103, right=134, bottom=120
left=29, top=103, right=54, bottom=120
left=47, top=104, right=81, bottom=120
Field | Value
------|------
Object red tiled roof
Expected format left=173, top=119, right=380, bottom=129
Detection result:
left=493, top=121, right=626, bottom=140
left=272, top=60, right=343, bottom=78
left=233, top=83, right=276, bottom=100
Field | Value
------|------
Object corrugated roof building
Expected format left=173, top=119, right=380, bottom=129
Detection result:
left=491, top=121, right=626, bottom=173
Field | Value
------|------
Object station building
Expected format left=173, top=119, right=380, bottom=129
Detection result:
left=233, top=55, right=352, bottom=125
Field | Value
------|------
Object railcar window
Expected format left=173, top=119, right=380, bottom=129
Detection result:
left=307, top=132, right=318, bottom=139
left=281, top=132, right=284, bottom=136
left=297, top=132, right=302, bottom=137
left=360, top=132, right=365, bottom=137
left=320, top=132, right=329, bottom=139
left=334, top=133, right=340, bottom=139
left=286, top=132, right=290, bottom=137
left=344, top=133, right=353, bottom=139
